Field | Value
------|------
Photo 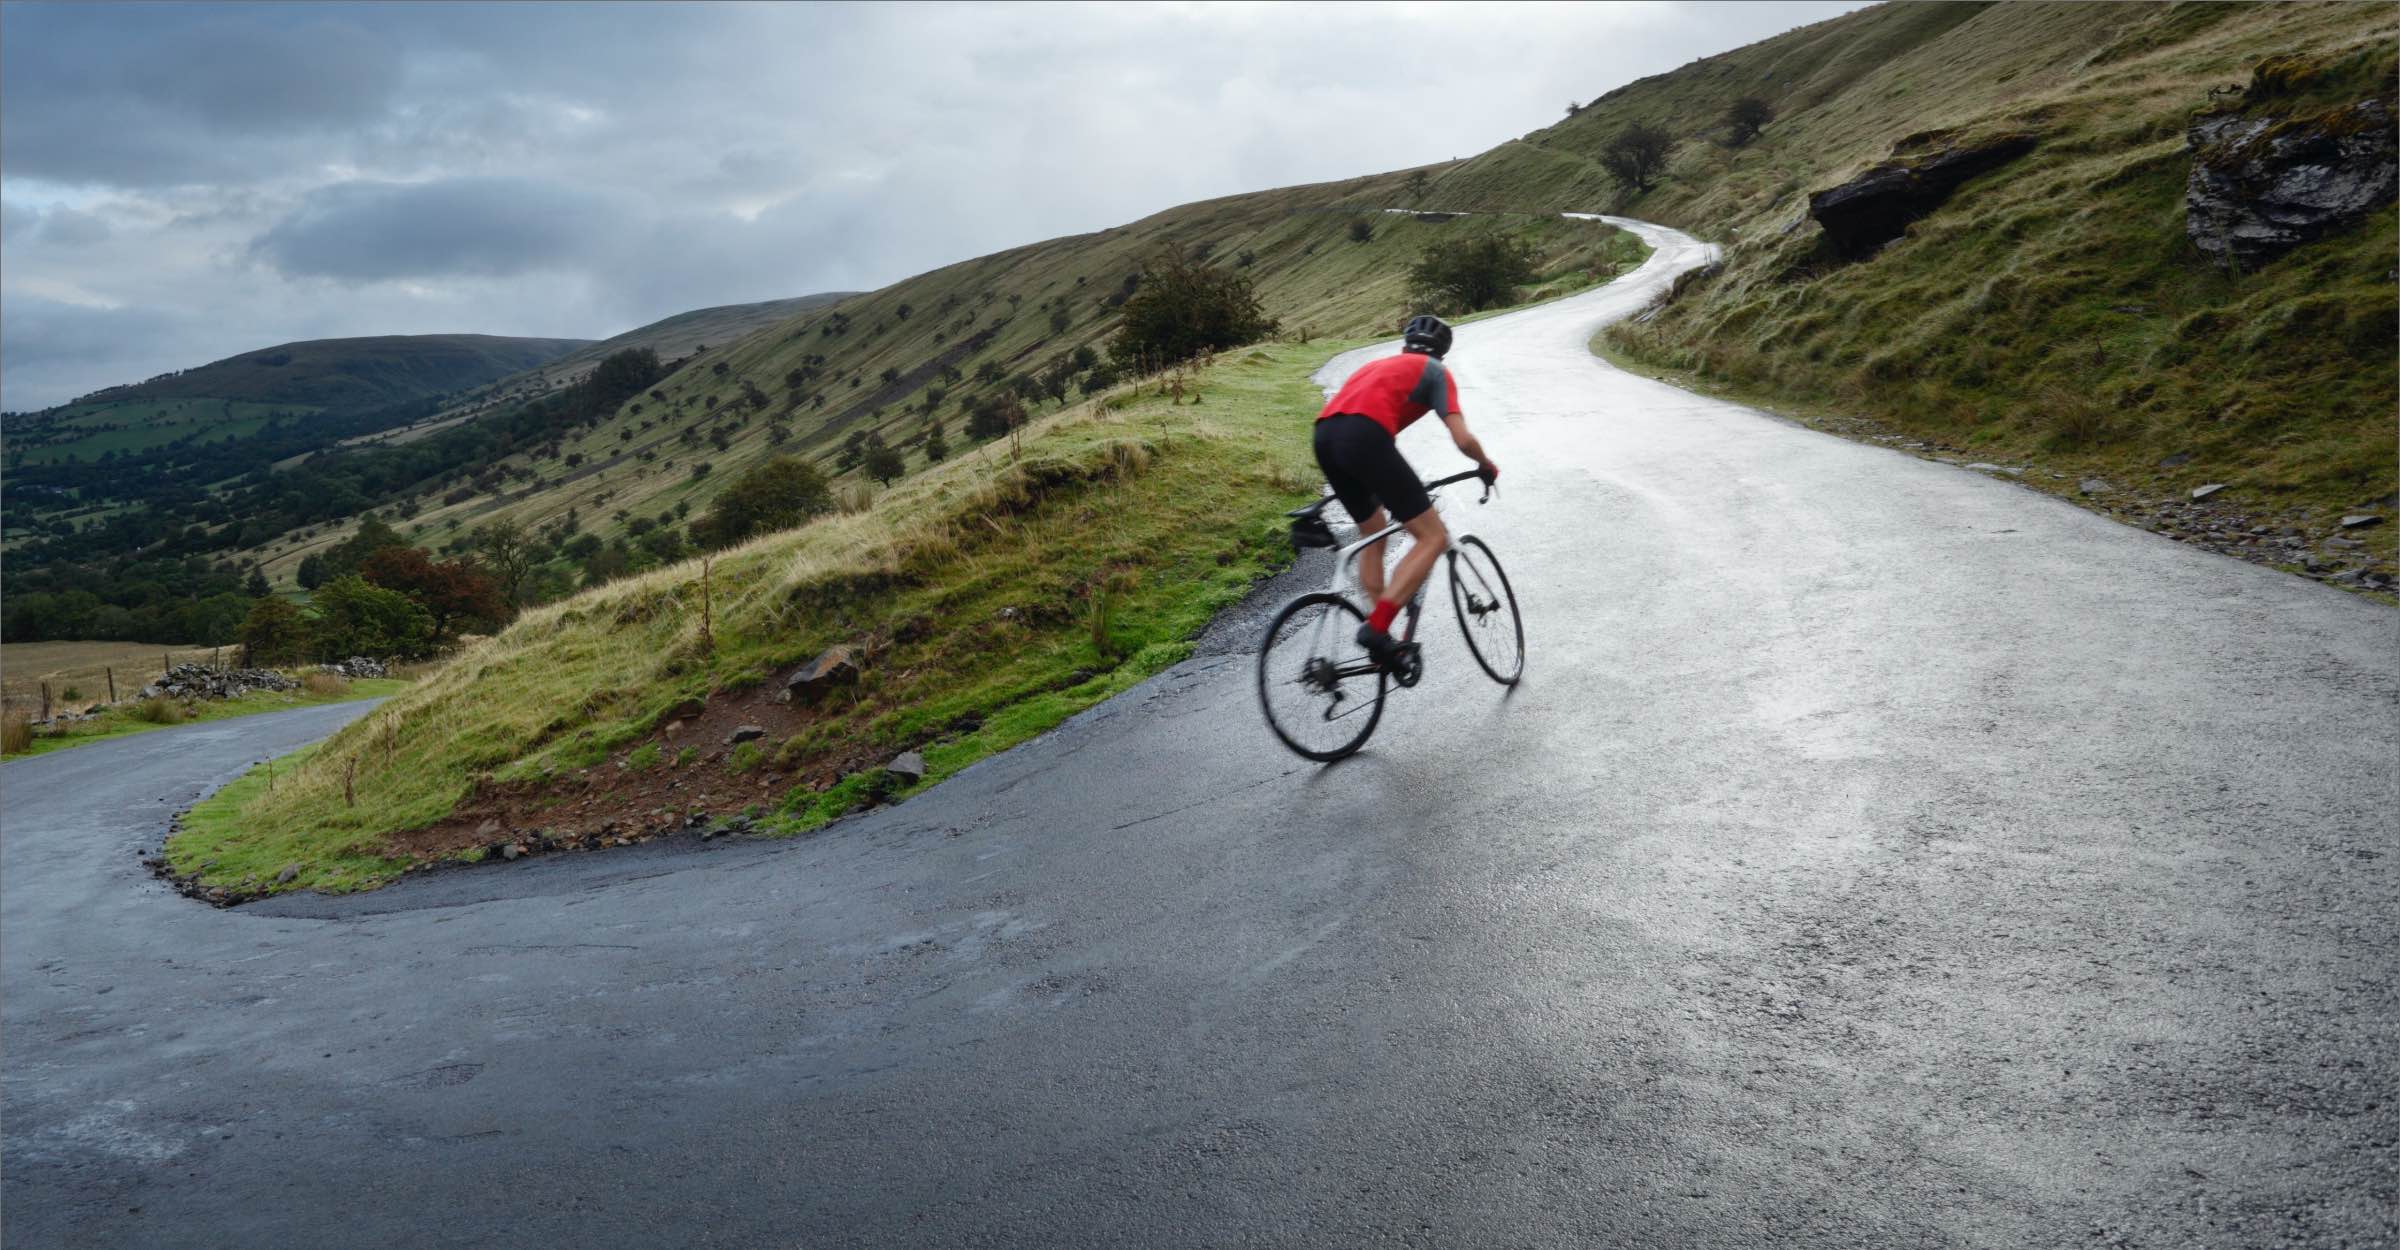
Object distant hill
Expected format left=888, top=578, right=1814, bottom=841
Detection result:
left=71, top=333, right=590, bottom=411
left=6, top=334, right=590, bottom=470
left=355, top=296, right=857, bottom=452
left=512, top=296, right=856, bottom=395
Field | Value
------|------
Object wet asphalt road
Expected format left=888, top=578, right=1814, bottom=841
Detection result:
left=6, top=221, right=2396, bottom=1249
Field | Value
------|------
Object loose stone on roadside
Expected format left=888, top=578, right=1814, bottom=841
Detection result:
left=2339, top=514, right=2384, bottom=530
left=2190, top=483, right=2227, bottom=501
left=728, top=725, right=767, bottom=745
left=885, top=751, right=927, bottom=785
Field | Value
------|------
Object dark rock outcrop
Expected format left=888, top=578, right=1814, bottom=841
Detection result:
left=140, top=664, right=299, bottom=701
left=1808, top=135, right=2037, bottom=258
left=2185, top=95, right=2397, bottom=265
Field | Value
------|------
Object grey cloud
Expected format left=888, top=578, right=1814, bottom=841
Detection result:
left=2, top=0, right=1867, bottom=409
left=0, top=295, right=176, bottom=410
left=253, top=177, right=628, bottom=282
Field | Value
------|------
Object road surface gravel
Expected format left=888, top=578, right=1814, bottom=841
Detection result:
left=5, top=220, right=2394, bottom=1249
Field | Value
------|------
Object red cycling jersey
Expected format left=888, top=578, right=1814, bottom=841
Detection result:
left=1316, top=351, right=1460, bottom=438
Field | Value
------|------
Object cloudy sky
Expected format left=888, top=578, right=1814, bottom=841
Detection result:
left=0, top=1, right=1859, bottom=411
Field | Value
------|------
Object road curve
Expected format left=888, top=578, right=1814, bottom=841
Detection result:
left=6, top=221, right=2394, bottom=1249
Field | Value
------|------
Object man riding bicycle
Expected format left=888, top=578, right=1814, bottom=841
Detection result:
left=1314, top=313, right=1499, bottom=669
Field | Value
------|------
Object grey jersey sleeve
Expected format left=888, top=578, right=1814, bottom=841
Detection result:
left=1406, top=356, right=1459, bottom=417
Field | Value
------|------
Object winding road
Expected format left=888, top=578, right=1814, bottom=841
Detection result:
left=6, top=221, right=2394, bottom=1249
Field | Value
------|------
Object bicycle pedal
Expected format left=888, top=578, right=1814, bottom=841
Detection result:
left=1389, top=643, right=1424, bottom=688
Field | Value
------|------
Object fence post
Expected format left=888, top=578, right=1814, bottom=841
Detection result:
left=107, top=668, right=117, bottom=702
left=40, top=681, right=51, bottom=721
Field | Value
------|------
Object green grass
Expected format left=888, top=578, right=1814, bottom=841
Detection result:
left=4, top=677, right=411, bottom=760
left=168, top=744, right=410, bottom=895
left=170, top=334, right=1376, bottom=892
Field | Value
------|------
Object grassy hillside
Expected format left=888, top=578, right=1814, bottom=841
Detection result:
left=244, top=194, right=1641, bottom=589
left=343, top=294, right=858, bottom=456
left=172, top=336, right=1353, bottom=894
left=1427, top=0, right=2397, bottom=582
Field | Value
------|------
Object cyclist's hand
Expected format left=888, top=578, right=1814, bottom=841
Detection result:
left=1478, top=460, right=1500, bottom=486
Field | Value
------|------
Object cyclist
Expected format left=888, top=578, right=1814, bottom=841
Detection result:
left=1313, top=313, right=1499, bottom=668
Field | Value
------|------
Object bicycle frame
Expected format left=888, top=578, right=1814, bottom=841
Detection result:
left=1300, top=471, right=1487, bottom=672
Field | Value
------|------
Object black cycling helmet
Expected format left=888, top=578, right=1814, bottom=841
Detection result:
left=1400, top=314, right=1453, bottom=359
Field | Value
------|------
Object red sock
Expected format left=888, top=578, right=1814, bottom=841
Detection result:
left=1367, top=600, right=1399, bottom=634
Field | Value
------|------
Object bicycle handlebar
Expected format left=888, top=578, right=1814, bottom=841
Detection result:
left=1287, top=467, right=1495, bottom=522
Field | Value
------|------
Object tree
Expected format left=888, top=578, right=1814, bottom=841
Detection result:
left=1407, top=234, right=1544, bottom=313
left=862, top=436, right=906, bottom=485
left=244, top=565, right=271, bottom=598
left=691, top=456, right=834, bottom=549
left=1405, top=169, right=1431, bottom=202
left=1347, top=217, right=1376, bottom=243
left=924, top=420, right=948, bottom=463
left=360, top=546, right=509, bottom=641
left=308, top=576, right=434, bottom=660
left=1049, top=306, right=1072, bottom=335
left=323, top=515, right=406, bottom=578
left=1600, top=122, right=1673, bottom=193
left=472, top=520, right=534, bottom=606
left=239, top=596, right=312, bottom=666
left=1725, top=96, right=1774, bottom=146
left=1108, top=249, right=1279, bottom=371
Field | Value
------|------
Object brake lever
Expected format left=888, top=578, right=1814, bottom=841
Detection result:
left=1478, top=480, right=1496, bottom=504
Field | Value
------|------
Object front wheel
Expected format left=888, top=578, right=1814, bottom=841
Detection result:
left=1448, top=535, right=1524, bottom=685
left=1256, top=593, right=1388, bottom=761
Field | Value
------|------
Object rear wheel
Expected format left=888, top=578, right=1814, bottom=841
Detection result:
left=1448, top=536, right=1524, bottom=686
left=1257, top=593, right=1388, bottom=761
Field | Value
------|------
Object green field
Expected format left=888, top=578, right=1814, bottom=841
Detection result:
left=10, top=398, right=309, bottom=466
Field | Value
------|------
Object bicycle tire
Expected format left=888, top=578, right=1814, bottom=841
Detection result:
left=1447, top=535, right=1524, bottom=686
left=1256, top=592, right=1388, bottom=762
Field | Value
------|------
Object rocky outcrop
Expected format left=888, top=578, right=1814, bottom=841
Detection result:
left=784, top=645, right=860, bottom=704
left=140, top=664, right=299, bottom=701
left=2185, top=94, right=2397, bottom=265
left=1808, top=135, right=2037, bottom=258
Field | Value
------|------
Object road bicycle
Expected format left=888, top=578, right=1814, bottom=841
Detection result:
left=1257, top=469, right=1524, bottom=761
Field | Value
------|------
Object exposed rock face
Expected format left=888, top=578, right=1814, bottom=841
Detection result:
left=1808, top=135, right=2037, bottom=258
left=2185, top=95, right=2397, bottom=265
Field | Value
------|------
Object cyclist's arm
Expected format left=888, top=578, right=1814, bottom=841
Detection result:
left=1442, top=413, right=1497, bottom=478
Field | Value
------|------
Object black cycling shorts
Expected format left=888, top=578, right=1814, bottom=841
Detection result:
left=1313, top=413, right=1431, bottom=527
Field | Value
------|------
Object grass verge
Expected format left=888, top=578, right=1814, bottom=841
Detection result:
left=3, top=677, right=412, bottom=761
left=169, top=337, right=1369, bottom=895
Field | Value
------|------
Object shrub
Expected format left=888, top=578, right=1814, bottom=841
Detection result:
left=1347, top=217, right=1376, bottom=243
left=303, top=672, right=349, bottom=696
left=626, top=743, right=662, bottom=771
left=1725, top=96, right=1774, bottom=146
left=1408, top=235, right=1544, bottom=312
left=2, top=712, right=33, bottom=754
left=965, top=394, right=1026, bottom=441
left=132, top=698, right=186, bottom=725
left=1108, top=249, right=1279, bottom=370
left=692, top=456, right=833, bottom=548
left=1601, top=122, right=1672, bottom=192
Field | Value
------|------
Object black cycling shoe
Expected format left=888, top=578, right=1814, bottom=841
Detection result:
left=1355, top=624, right=1423, bottom=686
left=1355, top=622, right=1402, bottom=668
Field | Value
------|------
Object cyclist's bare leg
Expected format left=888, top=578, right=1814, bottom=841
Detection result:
left=1378, top=508, right=1451, bottom=620
left=1354, top=507, right=1391, bottom=603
